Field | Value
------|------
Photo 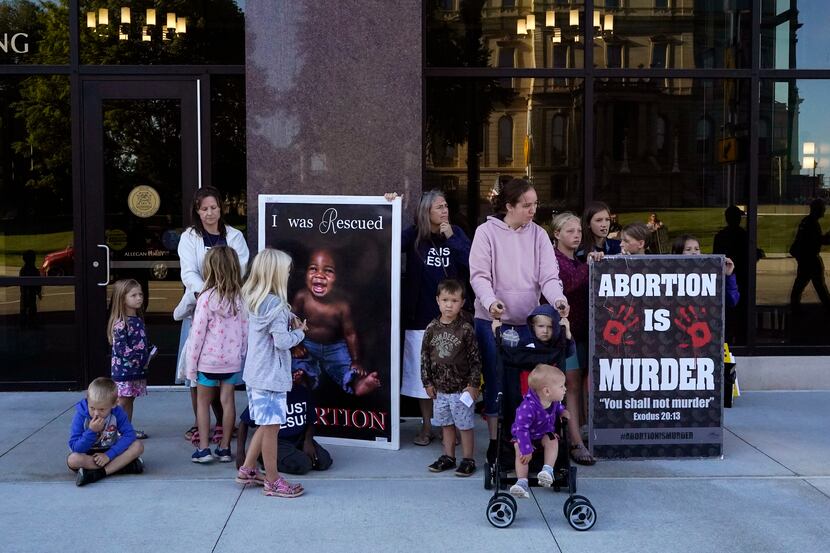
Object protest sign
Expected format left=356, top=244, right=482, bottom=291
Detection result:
left=589, top=255, right=724, bottom=458
left=259, top=195, right=401, bottom=450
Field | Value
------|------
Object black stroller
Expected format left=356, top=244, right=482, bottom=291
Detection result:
left=483, top=338, right=597, bottom=530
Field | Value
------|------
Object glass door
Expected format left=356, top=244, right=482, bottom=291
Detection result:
left=82, top=79, right=199, bottom=384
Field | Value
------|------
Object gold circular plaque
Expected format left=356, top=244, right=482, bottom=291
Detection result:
left=128, top=185, right=161, bottom=218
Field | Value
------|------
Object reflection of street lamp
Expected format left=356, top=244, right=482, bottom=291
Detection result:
left=803, top=141, right=817, bottom=176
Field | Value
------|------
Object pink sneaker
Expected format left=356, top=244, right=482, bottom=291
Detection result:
left=263, top=477, right=304, bottom=498
left=235, top=466, right=265, bottom=486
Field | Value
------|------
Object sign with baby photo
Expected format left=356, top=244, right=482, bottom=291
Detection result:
left=588, top=255, right=725, bottom=459
left=259, top=195, right=402, bottom=450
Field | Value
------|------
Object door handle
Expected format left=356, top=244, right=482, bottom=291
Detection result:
left=96, top=244, right=111, bottom=286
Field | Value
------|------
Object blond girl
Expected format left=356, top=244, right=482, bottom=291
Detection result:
left=237, top=248, right=306, bottom=497
left=108, top=279, right=155, bottom=439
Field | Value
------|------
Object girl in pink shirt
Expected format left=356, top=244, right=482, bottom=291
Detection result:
left=186, top=246, right=248, bottom=464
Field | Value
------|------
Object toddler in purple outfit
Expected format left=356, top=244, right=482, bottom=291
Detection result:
left=509, top=363, right=569, bottom=499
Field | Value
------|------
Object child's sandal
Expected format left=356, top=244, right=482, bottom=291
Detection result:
left=263, top=477, right=304, bottom=498
left=184, top=426, right=198, bottom=441
left=235, top=466, right=265, bottom=486
left=211, top=426, right=223, bottom=444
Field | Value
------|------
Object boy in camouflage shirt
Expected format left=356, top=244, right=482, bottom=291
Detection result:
left=421, top=279, right=482, bottom=477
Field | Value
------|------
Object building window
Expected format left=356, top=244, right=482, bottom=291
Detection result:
left=498, top=115, right=513, bottom=164
left=651, top=43, right=668, bottom=69
left=655, top=115, right=667, bottom=153
left=655, top=0, right=669, bottom=9
left=696, top=117, right=712, bottom=155
left=606, top=44, right=622, bottom=68
left=502, top=0, right=516, bottom=9
left=552, top=114, right=567, bottom=155
left=498, top=47, right=515, bottom=88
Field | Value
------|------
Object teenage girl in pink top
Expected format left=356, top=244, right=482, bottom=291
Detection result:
left=469, top=178, right=569, bottom=463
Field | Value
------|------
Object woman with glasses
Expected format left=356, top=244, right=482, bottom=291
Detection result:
left=395, top=190, right=472, bottom=446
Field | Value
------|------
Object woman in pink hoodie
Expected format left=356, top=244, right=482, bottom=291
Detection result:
left=469, top=178, right=569, bottom=462
left=186, top=246, right=248, bottom=464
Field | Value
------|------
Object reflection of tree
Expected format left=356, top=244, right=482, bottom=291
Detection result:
left=4, top=1, right=70, bottom=211
left=103, top=100, right=181, bottom=197
left=4, top=0, right=244, bottom=219
left=0, top=0, right=49, bottom=65
left=426, top=0, right=514, bottom=224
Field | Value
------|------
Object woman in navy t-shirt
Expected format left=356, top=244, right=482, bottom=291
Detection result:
left=399, top=190, right=471, bottom=446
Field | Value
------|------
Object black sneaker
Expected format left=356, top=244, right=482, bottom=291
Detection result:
left=455, top=458, right=476, bottom=477
left=118, top=457, right=144, bottom=475
left=76, top=467, right=106, bottom=487
left=428, top=454, right=456, bottom=473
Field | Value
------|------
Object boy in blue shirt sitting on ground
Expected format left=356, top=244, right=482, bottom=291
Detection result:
left=67, top=377, right=145, bottom=486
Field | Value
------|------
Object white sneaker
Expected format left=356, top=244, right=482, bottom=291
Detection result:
left=509, top=480, right=530, bottom=499
left=537, top=468, right=554, bottom=488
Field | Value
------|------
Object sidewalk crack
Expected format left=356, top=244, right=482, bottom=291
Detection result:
left=723, top=425, right=798, bottom=476
left=0, top=404, right=74, bottom=459
left=531, top=490, right=564, bottom=553
left=211, top=483, right=246, bottom=553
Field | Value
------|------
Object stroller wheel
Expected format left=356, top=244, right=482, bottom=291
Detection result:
left=486, top=493, right=517, bottom=528
left=566, top=499, right=597, bottom=531
left=563, top=494, right=592, bottom=519
left=484, top=462, right=493, bottom=490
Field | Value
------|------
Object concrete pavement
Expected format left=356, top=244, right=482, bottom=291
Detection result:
left=0, top=390, right=828, bottom=552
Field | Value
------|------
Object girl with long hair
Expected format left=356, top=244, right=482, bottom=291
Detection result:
left=237, top=249, right=307, bottom=497
left=108, top=279, right=155, bottom=439
left=185, top=246, right=248, bottom=463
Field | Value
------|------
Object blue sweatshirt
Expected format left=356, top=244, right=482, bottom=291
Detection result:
left=68, top=399, right=136, bottom=459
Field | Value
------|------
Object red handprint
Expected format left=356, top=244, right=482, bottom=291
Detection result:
left=602, top=305, right=640, bottom=346
left=674, top=306, right=712, bottom=349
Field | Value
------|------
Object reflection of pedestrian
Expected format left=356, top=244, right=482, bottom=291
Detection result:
left=789, top=199, right=830, bottom=310
left=647, top=213, right=669, bottom=254
left=713, top=205, right=749, bottom=342
left=19, top=250, right=42, bottom=328
left=607, top=213, right=622, bottom=240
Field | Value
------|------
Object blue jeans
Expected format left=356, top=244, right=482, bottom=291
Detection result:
left=304, top=339, right=355, bottom=394
left=474, top=318, right=532, bottom=416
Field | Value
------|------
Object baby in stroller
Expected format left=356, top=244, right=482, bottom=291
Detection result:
left=491, top=304, right=575, bottom=494
left=509, top=363, right=568, bottom=498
